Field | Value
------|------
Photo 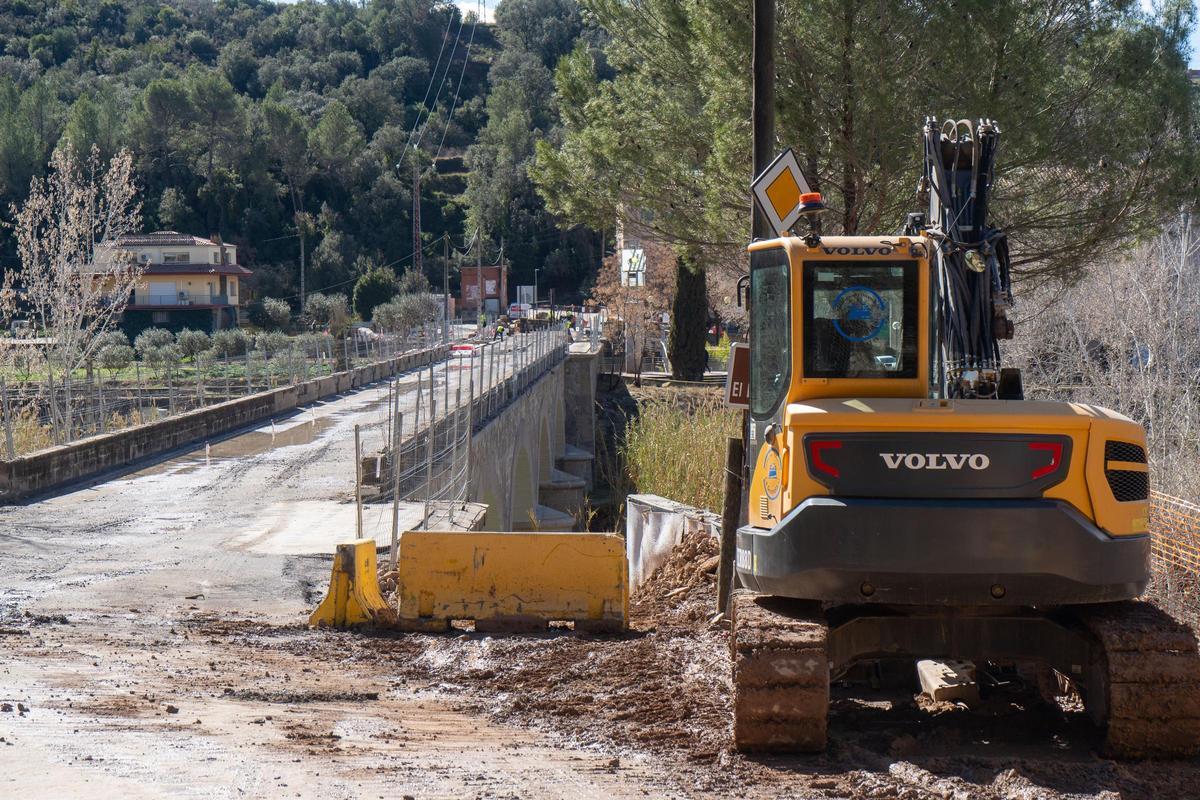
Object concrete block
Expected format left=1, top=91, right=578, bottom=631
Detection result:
left=916, top=659, right=979, bottom=704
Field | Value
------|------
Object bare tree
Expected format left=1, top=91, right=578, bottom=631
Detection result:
left=0, top=144, right=142, bottom=442
left=1010, top=213, right=1200, bottom=496
left=591, top=238, right=676, bottom=381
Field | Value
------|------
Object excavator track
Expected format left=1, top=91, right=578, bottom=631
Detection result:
left=1073, top=600, right=1200, bottom=759
left=730, top=591, right=829, bottom=752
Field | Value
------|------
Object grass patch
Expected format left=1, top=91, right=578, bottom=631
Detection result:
left=621, top=392, right=740, bottom=513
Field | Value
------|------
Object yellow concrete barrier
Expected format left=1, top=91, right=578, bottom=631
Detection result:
left=310, top=539, right=397, bottom=628
left=396, top=531, right=628, bottom=632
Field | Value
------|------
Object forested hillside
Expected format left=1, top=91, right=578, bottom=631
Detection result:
left=0, top=0, right=597, bottom=318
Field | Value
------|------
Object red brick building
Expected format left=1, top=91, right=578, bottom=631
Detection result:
left=460, top=263, right=508, bottom=315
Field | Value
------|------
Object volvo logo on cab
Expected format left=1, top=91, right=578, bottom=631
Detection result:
left=880, top=452, right=990, bottom=470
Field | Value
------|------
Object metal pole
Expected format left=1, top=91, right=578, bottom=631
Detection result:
left=424, top=374, right=435, bottom=530
left=135, top=360, right=144, bottom=423
left=390, top=410, right=404, bottom=570
left=450, top=388, right=460, bottom=523
left=98, top=371, right=106, bottom=434
left=752, top=0, right=775, bottom=241
left=195, top=352, right=203, bottom=409
left=354, top=424, right=363, bottom=539
left=443, top=233, right=450, bottom=344
left=466, top=357, right=474, bottom=499
left=0, top=377, right=15, bottom=459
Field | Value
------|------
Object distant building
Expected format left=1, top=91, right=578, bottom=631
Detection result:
left=459, top=263, right=508, bottom=315
left=95, top=231, right=252, bottom=335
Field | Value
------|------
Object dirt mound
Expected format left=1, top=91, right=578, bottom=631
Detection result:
left=630, top=526, right=722, bottom=630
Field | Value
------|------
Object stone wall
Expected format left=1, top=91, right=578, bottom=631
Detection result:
left=0, top=345, right=449, bottom=504
left=563, top=351, right=599, bottom=454
left=468, top=362, right=566, bottom=530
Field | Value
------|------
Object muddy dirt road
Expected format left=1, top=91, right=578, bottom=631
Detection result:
left=2, top=348, right=1198, bottom=798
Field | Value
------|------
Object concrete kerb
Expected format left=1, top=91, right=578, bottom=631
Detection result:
left=0, top=344, right=451, bottom=504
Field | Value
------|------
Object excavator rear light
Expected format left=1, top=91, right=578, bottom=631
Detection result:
left=1028, top=441, right=1064, bottom=480
left=809, top=439, right=842, bottom=478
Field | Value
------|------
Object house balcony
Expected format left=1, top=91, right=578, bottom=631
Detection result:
left=129, top=292, right=234, bottom=308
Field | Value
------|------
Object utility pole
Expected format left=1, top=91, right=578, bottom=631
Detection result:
left=475, top=229, right=483, bottom=321
left=297, top=213, right=306, bottom=306
left=751, top=0, right=775, bottom=241
left=412, top=154, right=423, bottom=280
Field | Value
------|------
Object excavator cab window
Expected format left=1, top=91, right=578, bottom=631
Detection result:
left=749, top=247, right=790, bottom=418
left=802, top=260, right=918, bottom=379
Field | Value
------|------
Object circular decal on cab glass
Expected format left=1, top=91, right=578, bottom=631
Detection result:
left=832, top=284, right=888, bottom=342
left=762, top=448, right=782, bottom=500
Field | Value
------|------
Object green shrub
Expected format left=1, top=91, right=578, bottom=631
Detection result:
left=176, top=328, right=211, bottom=358
left=263, top=297, right=291, bottom=330
left=353, top=267, right=397, bottom=320
left=97, top=344, right=135, bottom=371
left=706, top=333, right=732, bottom=367
left=211, top=328, right=249, bottom=357
left=254, top=330, right=290, bottom=356
left=95, top=330, right=129, bottom=352
left=134, top=327, right=173, bottom=357
left=145, top=343, right=182, bottom=369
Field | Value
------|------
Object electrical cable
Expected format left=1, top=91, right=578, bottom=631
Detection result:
left=414, top=16, right=467, bottom=151
left=399, top=11, right=456, bottom=160
left=433, top=0, right=481, bottom=162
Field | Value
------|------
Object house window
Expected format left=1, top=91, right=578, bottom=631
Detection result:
left=152, top=311, right=170, bottom=324
left=212, top=252, right=219, bottom=264
left=163, top=252, right=190, bottom=263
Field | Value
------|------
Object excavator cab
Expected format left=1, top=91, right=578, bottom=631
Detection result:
left=730, top=120, right=1200, bottom=759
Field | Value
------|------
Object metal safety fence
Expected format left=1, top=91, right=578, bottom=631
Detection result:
left=0, top=324, right=449, bottom=459
left=353, top=326, right=570, bottom=564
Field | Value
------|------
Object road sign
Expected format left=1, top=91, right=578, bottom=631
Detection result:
left=725, top=343, right=750, bottom=409
left=751, top=148, right=811, bottom=238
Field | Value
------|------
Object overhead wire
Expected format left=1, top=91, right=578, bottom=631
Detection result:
left=433, top=0, right=482, bottom=162
left=413, top=15, right=467, bottom=152
left=399, top=10, right=456, bottom=160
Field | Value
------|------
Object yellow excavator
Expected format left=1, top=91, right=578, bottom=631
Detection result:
left=733, top=118, right=1200, bottom=758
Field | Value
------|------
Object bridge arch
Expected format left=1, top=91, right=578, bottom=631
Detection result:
left=510, top=443, right=537, bottom=529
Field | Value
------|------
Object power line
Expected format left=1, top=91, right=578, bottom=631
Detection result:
left=414, top=15, right=467, bottom=151
left=433, top=0, right=482, bottom=162
left=399, top=11, right=455, bottom=161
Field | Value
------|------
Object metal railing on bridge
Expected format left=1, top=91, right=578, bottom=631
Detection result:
left=354, top=326, right=571, bottom=556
